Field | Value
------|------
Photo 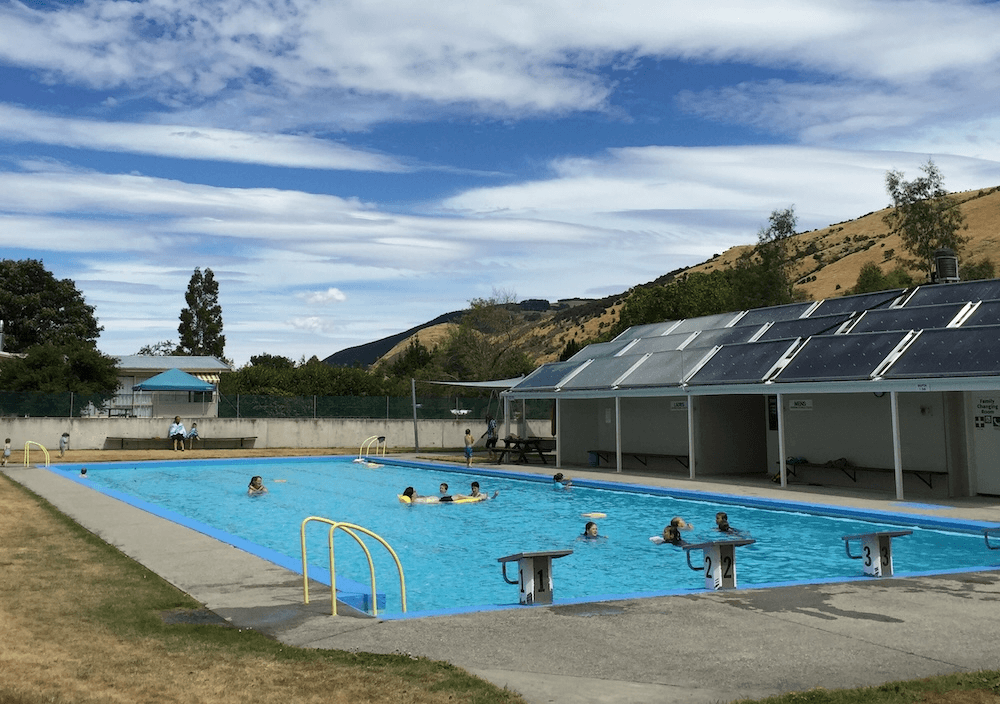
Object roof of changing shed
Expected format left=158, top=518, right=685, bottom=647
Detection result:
left=503, top=278, right=1000, bottom=399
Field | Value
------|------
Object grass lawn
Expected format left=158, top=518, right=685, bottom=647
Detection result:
left=0, top=471, right=526, bottom=704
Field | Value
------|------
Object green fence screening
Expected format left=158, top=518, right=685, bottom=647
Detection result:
left=0, top=391, right=116, bottom=418
left=218, top=394, right=552, bottom=420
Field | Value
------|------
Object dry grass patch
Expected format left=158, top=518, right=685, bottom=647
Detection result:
left=0, top=472, right=525, bottom=704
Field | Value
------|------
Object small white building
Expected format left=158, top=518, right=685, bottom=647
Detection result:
left=112, top=356, right=232, bottom=418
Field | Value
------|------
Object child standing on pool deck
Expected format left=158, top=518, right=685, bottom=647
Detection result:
left=2, top=438, right=9, bottom=466
left=464, top=428, right=474, bottom=467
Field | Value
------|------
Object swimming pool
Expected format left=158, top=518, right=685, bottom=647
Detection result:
left=57, top=457, right=1000, bottom=617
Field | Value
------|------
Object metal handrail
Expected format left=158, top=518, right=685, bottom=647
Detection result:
left=300, top=517, right=406, bottom=616
left=22, top=441, right=50, bottom=467
left=355, top=435, right=387, bottom=460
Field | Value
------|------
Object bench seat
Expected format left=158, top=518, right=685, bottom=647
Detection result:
left=588, top=449, right=689, bottom=469
left=785, top=461, right=947, bottom=489
left=105, top=436, right=257, bottom=450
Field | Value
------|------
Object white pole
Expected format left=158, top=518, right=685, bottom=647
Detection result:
left=614, top=396, right=622, bottom=473
left=555, top=397, right=562, bottom=468
left=891, top=391, right=904, bottom=500
left=687, top=395, right=696, bottom=480
left=411, top=378, right=420, bottom=452
left=777, top=393, right=787, bottom=488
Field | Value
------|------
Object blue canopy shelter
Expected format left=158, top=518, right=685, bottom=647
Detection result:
left=133, top=368, right=214, bottom=392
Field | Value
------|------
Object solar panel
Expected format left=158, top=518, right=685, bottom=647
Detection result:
left=902, top=279, right=1000, bottom=307
left=774, top=331, right=909, bottom=382
left=559, top=355, right=648, bottom=389
left=620, top=332, right=694, bottom=356
left=756, top=314, right=853, bottom=341
left=810, top=289, right=905, bottom=316
left=668, top=311, right=742, bottom=334
left=616, top=349, right=712, bottom=388
left=682, top=325, right=763, bottom=349
left=613, top=321, right=678, bottom=342
left=881, top=326, right=1000, bottom=378
left=687, top=339, right=800, bottom=386
left=959, top=301, right=1000, bottom=328
left=567, top=339, right=632, bottom=361
left=510, top=360, right=586, bottom=390
left=847, top=303, right=967, bottom=334
left=734, top=302, right=815, bottom=327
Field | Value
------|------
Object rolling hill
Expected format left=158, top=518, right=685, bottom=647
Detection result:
left=328, top=185, right=1000, bottom=369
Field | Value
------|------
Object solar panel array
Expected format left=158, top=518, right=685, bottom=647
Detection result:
left=512, top=278, right=1000, bottom=392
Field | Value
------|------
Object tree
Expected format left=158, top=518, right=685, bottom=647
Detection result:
left=177, top=267, right=226, bottom=358
left=734, top=206, right=798, bottom=308
left=441, top=289, right=535, bottom=381
left=0, top=343, right=119, bottom=395
left=884, top=160, right=969, bottom=279
left=0, top=259, right=103, bottom=353
left=960, top=258, right=995, bottom=282
left=137, top=340, right=179, bottom=356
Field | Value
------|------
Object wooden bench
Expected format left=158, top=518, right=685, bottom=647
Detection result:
left=105, top=436, right=257, bottom=450
left=589, top=449, right=689, bottom=470
left=784, top=460, right=947, bottom=489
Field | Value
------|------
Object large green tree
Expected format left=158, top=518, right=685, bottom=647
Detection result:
left=177, top=267, right=226, bottom=358
left=441, top=290, right=535, bottom=381
left=0, top=259, right=103, bottom=353
left=884, top=160, right=969, bottom=278
left=0, top=343, right=119, bottom=394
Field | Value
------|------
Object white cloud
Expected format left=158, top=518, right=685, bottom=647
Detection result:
left=305, top=288, right=348, bottom=305
left=3, top=0, right=998, bottom=131
left=0, top=104, right=409, bottom=171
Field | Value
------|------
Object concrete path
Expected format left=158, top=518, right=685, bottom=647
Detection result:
left=8, top=462, right=1000, bottom=704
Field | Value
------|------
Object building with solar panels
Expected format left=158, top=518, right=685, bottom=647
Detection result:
left=500, top=278, right=1000, bottom=500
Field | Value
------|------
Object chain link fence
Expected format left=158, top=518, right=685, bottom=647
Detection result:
left=0, top=391, right=551, bottom=420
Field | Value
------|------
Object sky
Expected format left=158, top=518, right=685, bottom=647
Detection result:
left=3, top=0, right=1000, bottom=368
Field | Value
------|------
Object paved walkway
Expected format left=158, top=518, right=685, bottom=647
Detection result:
left=7, top=461, right=1000, bottom=704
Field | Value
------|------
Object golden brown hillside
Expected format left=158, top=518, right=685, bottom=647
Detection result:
left=378, top=186, right=1000, bottom=368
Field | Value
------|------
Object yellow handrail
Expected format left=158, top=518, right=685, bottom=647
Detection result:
left=356, top=435, right=386, bottom=459
left=22, top=441, right=50, bottom=467
left=300, top=517, right=406, bottom=616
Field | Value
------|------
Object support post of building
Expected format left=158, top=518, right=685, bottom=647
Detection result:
left=891, top=391, right=904, bottom=500
left=411, top=378, right=420, bottom=452
left=686, top=395, right=696, bottom=479
left=555, top=397, right=562, bottom=469
left=615, top=396, right=622, bottom=473
left=777, top=393, right=787, bottom=488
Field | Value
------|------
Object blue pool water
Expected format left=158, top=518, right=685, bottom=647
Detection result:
left=57, top=457, right=999, bottom=617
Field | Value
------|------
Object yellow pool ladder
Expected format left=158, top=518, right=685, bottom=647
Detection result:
left=23, top=441, right=50, bottom=467
left=300, top=517, right=406, bottom=616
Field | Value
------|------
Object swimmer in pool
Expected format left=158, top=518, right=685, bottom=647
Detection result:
left=468, top=481, right=498, bottom=500
left=661, top=525, right=685, bottom=545
left=439, top=482, right=449, bottom=495
left=716, top=511, right=737, bottom=533
left=247, top=476, right=267, bottom=495
left=553, top=472, right=572, bottom=489
left=670, top=516, right=694, bottom=530
left=580, top=521, right=600, bottom=540
left=401, top=486, right=446, bottom=504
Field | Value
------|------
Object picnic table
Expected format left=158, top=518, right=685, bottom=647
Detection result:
left=494, top=436, right=553, bottom=464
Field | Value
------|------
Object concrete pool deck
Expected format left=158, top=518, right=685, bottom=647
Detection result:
left=7, top=458, right=1000, bottom=704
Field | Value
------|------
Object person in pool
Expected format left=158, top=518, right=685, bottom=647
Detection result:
left=661, top=525, right=685, bottom=545
left=247, top=476, right=267, bottom=495
left=439, top=482, right=449, bottom=495
left=401, top=486, right=447, bottom=504
left=716, top=511, right=737, bottom=533
left=580, top=521, right=600, bottom=540
left=552, top=472, right=572, bottom=489
left=468, top=481, right=498, bottom=500
left=670, top=516, right=694, bottom=530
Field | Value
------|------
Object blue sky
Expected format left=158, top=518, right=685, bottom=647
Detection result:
left=3, top=0, right=1000, bottom=367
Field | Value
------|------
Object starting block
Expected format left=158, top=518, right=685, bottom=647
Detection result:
left=842, top=530, right=912, bottom=577
left=498, top=550, right=573, bottom=605
left=683, top=539, right=756, bottom=590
